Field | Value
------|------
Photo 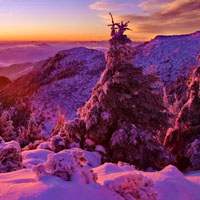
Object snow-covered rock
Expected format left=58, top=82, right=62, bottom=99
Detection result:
left=33, top=148, right=98, bottom=183
left=22, top=149, right=53, bottom=168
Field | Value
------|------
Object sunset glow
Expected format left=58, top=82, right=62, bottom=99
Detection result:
left=0, top=0, right=200, bottom=41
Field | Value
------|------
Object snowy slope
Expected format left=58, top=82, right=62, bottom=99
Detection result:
left=0, top=47, right=106, bottom=123
left=94, top=164, right=200, bottom=200
left=0, top=169, right=117, bottom=200
left=0, top=160, right=200, bottom=200
left=31, top=47, right=106, bottom=122
left=133, top=31, right=200, bottom=86
left=1, top=31, right=200, bottom=124
left=0, top=62, right=44, bottom=81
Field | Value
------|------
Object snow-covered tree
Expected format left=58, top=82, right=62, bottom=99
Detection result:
left=51, top=106, right=66, bottom=136
left=0, top=110, right=17, bottom=142
left=164, top=65, right=200, bottom=170
left=18, top=112, right=47, bottom=147
left=110, top=123, right=172, bottom=169
left=77, top=15, right=171, bottom=169
left=50, top=114, right=86, bottom=152
left=185, top=139, right=200, bottom=170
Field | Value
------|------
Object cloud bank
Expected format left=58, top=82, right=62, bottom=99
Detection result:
left=90, top=0, right=200, bottom=41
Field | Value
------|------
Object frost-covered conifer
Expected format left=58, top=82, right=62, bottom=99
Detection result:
left=185, top=139, right=200, bottom=170
left=50, top=113, right=86, bottom=151
left=164, top=65, right=200, bottom=170
left=0, top=110, right=17, bottom=141
left=51, top=106, right=66, bottom=136
left=78, top=15, right=171, bottom=169
left=19, top=112, right=47, bottom=147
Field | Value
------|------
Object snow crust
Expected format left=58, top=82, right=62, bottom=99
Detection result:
left=0, top=161, right=200, bottom=199
left=133, top=32, right=200, bottom=86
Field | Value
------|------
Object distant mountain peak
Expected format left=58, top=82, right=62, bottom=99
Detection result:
left=154, top=30, right=200, bottom=41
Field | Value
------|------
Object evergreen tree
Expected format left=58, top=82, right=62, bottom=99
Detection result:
left=0, top=110, right=17, bottom=142
left=78, top=15, right=172, bottom=169
left=164, top=65, right=200, bottom=170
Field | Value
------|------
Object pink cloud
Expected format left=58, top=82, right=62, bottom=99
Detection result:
left=90, top=0, right=124, bottom=11
left=90, top=0, right=200, bottom=41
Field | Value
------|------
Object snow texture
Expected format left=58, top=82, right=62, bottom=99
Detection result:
left=133, top=31, right=200, bottom=86
left=33, top=148, right=98, bottom=184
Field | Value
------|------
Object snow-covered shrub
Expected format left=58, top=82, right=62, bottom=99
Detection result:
left=51, top=117, right=86, bottom=148
left=22, top=149, right=53, bottom=168
left=185, top=139, right=200, bottom=170
left=95, top=145, right=106, bottom=154
left=50, top=118, right=86, bottom=152
left=0, top=110, right=17, bottom=142
left=84, top=138, right=95, bottom=151
left=51, top=106, right=66, bottom=136
left=64, top=118, right=86, bottom=148
left=37, top=141, right=51, bottom=150
left=23, top=140, right=45, bottom=151
left=0, top=137, right=22, bottom=173
left=105, top=173, right=158, bottom=200
left=18, top=112, right=48, bottom=147
left=110, top=124, right=173, bottom=170
left=50, top=135, right=66, bottom=153
left=33, top=148, right=98, bottom=183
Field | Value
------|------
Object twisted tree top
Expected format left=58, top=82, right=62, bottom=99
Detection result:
left=108, top=13, right=132, bottom=38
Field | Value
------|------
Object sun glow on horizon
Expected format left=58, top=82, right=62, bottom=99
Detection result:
left=0, top=0, right=199, bottom=42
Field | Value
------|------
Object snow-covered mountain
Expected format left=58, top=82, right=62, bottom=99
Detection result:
left=0, top=62, right=33, bottom=80
left=1, top=31, right=200, bottom=200
left=0, top=47, right=106, bottom=122
left=0, top=41, right=108, bottom=66
left=133, top=31, right=200, bottom=86
left=32, top=48, right=106, bottom=121
left=0, top=61, right=46, bottom=81
left=0, top=44, right=61, bottom=65
left=1, top=31, right=200, bottom=124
